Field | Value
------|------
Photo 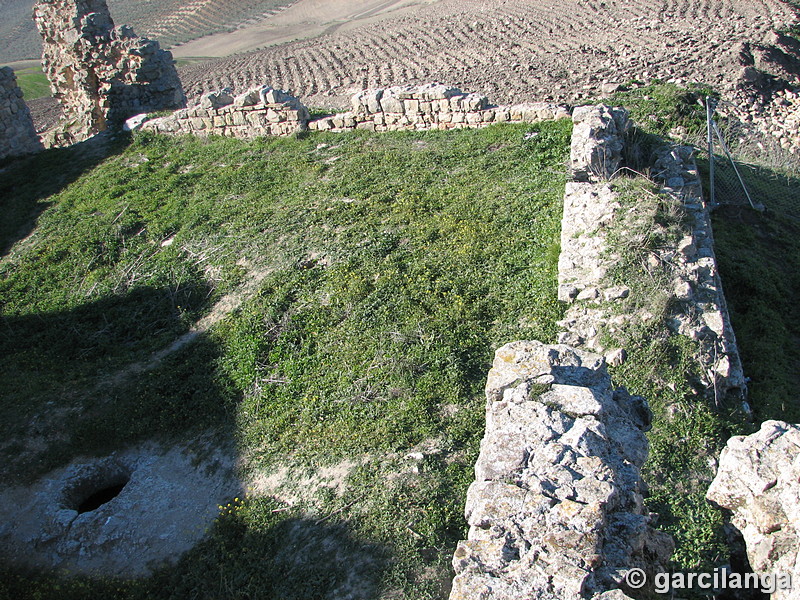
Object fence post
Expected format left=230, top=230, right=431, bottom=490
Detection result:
left=706, top=96, right=717, bottom=207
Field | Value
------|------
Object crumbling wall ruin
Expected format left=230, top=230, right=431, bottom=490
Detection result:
left=139, top=86, right=309, bottom=138
left=0, top=67, right=43, bottom=161
left=558, top=105, right=746, bottom=403
left=311, top=84, right=569, bottom=132
left=134, top=84, right=570, bottom=138
left=449, top=341, right=673, bottom=600
left=33, top=0, right=185, bottom=144
left=449, top=102, right=755, bottom=599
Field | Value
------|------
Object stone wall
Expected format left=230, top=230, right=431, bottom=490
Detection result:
left=557, top=105, right=746, bottom=404
left=34, top=0, right=185, bottom=144
left=448, top=103, right=754, bottom=599
left=310, top=84, right=569, bottom=132
left=132, top=84, right=569, bottom=138
left=707, top=421, right=800, bottom=599
left=139, top=86, right=309, bottom=138
left=0, top=67, right=43, bottom=161
left=449, top=342, right=673, bottom=600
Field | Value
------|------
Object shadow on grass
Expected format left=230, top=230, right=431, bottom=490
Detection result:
left=0, top=281, right=234, bottom=482
left=0, top=513, right=388, bottom=600
left=705, top=159, right=800, bottom=423
left=149, top=515, right=387, bottom=600
left=0, top=280, right=395, bottom=599
left=0, top=133, right=131, bottom=258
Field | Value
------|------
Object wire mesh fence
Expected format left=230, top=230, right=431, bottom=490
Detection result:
left=694, top=97, right=800, bottom=219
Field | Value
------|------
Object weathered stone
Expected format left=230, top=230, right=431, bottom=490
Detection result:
left=34, top=0, right=185, bottom=143
left=707, top=421, right=800, bottom=600
left=379, top=95, right=404, bottom=114
left=450, top=341, right=672, bottom=600
left=0, top=67, right=43, bottom=160
left=200, top=89, right=234, bottom=110
left=571, top=105, right=629, bottom=182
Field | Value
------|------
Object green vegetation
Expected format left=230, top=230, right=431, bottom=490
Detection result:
left=598, top=176, right=737, bottom=572
left=601, top=82, right=800, bottom=575
left=711, top=180, right=800, bottom=424
left=0, top=121, right=570, bottom=599
left=610, top=81, right=714, bottom=139
left=11, top=66, right=51, bottom=100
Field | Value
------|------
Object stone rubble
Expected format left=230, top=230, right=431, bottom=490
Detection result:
left=706, top=420, right=800, bottom=600
left=570, top=105, right=630, bottom=182
left=449, top=341, right=673, bottom=600
left=33, top=0, right=185, bottom=145
left=0, top=67, right=43, bottom=161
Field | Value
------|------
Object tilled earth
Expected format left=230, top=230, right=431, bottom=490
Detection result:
left=177, top=0, right=800, bottom=110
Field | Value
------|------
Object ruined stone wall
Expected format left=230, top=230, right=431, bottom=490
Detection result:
left=310, top=84, right=569, bottom=132
left=557, top=105, right=746, bottom=404
left=448, top=103, right=754, bottom=599
left=34, top=0, right=185, bottom=144
left=139, top=86, right=309, bottom=138
left=134, top=84, right=569, bottom=138
left=449, top=342, right=673, bottom=600
left=0, top=67, right=43, bottom=161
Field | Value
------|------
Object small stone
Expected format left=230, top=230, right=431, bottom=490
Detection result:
left=673, top=280, right=692, bottom=300
left=605, top=348, right=627, bottom=366
left=603, top=286, right=630, bottom=301
left=666, top=176, right=685, bottom=188
left=577, top=287, right=600, bottom=301
left=677, top=236, right=697, bottom=258
left=558, top=284, right=579, bottom=302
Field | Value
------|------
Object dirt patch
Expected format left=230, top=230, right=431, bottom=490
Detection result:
left=249, top=457, right=364, bottom=506
left=0, top=437, right=240, bottom=576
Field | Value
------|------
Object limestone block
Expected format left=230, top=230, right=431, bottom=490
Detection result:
left=404, top=99, right=420, bottom=113
left=380, top=95, right=404, bottom=114
left=466, top=112, right=482, bottom=125
left=450, top=341, right=672, bottom=599
left=707, top=421, right=800, bottom=600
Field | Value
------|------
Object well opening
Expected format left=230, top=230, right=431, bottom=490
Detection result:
left=60, top=460, right=132, bottom=515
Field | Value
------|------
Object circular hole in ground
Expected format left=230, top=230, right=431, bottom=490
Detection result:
left=77, top=480, right=128, bottom=514
left=60, top=460, right=132, bottom=515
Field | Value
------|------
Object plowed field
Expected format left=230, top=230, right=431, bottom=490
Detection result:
left=177, top=0, right=800, bottom=108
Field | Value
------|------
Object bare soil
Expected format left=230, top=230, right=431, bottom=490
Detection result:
left=170, top=0, right=440, bottom=58
left=174, top=0, right=800, bottom=110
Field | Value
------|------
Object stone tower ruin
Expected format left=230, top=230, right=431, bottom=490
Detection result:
left=33, top=0, right=186, bottom=144
left=0, top=67, right=43, bottom=161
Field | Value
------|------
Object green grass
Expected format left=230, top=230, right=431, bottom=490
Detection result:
left=609, top=81, right=714, bottom=140
left=0, top=121, right=570, bottom=599
left=592, top=85, right=800, bottom=578
left=591, top=175, right=737, bottom=573
left=11, top=66, right=51, bottom=101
